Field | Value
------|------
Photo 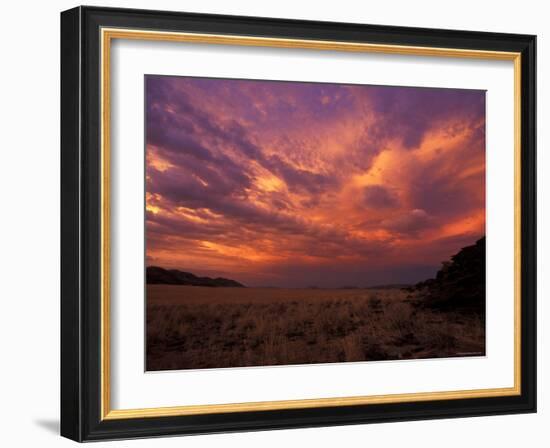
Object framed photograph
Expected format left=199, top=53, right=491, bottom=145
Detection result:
left=60, top=6, right=536, bottom=441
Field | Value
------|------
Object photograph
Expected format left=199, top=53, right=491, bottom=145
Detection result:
left=145, top=75, right=487, bottom=371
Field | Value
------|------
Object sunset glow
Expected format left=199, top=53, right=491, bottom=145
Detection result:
left=145, top=76, right=485, bottom=287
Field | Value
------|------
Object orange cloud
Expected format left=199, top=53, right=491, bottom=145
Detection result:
left=145, top=76, right=485, bottom=287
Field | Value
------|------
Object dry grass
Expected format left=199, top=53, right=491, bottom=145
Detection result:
left=146, top=285, right=485, bottom=371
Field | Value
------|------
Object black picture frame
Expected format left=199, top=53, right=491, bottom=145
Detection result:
left=61, top=6, right=536, bottom=442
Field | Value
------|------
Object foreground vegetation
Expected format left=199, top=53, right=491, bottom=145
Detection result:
left=146, top=285, right=485, bottom=371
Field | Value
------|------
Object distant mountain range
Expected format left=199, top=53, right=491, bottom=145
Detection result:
left=146, top=266, right=245, bottom=287
left=365, top=283, right=413, bottom=290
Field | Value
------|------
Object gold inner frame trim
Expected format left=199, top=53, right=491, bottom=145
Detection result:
left=100, top=27, right=522, bottom=420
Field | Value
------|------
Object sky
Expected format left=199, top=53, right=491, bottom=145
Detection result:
left=145, top=75, right=485, bottom=288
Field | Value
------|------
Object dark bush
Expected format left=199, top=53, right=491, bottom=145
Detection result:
left=415, top=237, right=485, bottom=315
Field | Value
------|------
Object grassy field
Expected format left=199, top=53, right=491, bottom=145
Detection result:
left=146, top=284, right=485, bottom=371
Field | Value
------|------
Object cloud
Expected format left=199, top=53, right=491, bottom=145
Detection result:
left=367, top=86, right=485, bottom=149
left=363, top=185, right=400, bottom=209
left=381, top=209, right=432, bottom=235
left=144, top=76, right=486, bottom=287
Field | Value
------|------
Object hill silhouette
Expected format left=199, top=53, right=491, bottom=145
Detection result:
left=412, top=237, right=485, bottom=314
left=147, top=266, right=245, bottom=287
